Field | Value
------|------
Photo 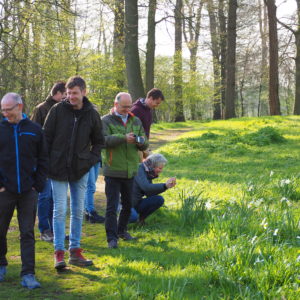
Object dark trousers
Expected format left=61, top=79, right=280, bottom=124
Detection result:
left=0, top=189, right=37, bottom=276
left=105, top=177, right=133, bottom=242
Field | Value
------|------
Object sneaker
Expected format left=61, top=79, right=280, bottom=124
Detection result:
left=108, top=239, right=118, bottom=249
left=69, top=248, right=93, bottom=267
left=54, top=250, right=66, bottom=270
left=40, top=229, right=53, bottom=242
left=118, top=231, right=136, bottom=241
left=87, top=210, right=105, bottom=224
left=21, top=274, right=41, bottom=289
left=0, top=266, right=6, bottom=282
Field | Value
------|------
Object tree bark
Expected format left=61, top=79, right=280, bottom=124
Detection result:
left=113, top=0, right=125, bottom=89
left=124, top=0, right=145, bottom=100
left=293, top=0, right=300, bottom=114
left=174, top=0, right=185, bottom=122
left=207, top=0, right=221, bottom=120
left=224, top=0, right=237, bottom=119
left=264, top=0, right=281, bottom=115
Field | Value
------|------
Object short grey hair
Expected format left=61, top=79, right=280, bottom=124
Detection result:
left=114, top=92, right=131, bottom=103
left=1, top=92, right=23, bottom=104
left=146, top=153, right=168, bottom=168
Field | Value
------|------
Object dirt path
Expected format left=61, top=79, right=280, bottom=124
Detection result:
left=94, top=127, right=193, bottom=209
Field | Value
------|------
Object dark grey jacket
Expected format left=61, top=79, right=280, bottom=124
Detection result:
left=132, top=163, right=167, bottom=207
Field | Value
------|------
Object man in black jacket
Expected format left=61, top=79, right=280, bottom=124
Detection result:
left=31, top=81, right=66, bottom=243
left=44, top=76, right=104, bottom=270
left=0, top=93, right=48, bottom=289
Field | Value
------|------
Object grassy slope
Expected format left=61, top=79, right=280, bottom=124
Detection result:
left=1, top=116, right=299, bottom=299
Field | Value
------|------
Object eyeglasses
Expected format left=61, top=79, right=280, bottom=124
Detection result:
left=1, top=103, right=19, bottom=113
left=119, top=105, right=132, bottom=109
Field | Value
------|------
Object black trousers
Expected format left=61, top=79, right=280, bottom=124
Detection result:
left=104, top=177, right=133, bottom=242
left=0, top=189, right=37, bottom=276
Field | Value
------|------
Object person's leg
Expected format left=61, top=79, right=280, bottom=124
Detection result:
left=84, top=163, right=99, bottom=213
left=135, top=195, right=164, bottom=220
left=37, top=179, right=53, bottom=241
left=17, top=190, right=37, bottom=276
left=128, top=208, right=139, bottom=223
left=105, top=177, right=121, bottom=242
left=0, top=191, right=16, bottom=269
left=117, top=178, right=133, bottom=235
left=51, top=180, right=68, bottom=251
left=69, top=172, right=89, bottom=250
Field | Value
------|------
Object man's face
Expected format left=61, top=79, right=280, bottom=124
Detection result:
left=115, top=95, right=132, bottom=116
left=147, top=97, right=162, bottom=109
left=67, top=86, right=86, bottom=109
left=1, top=99, right=23, bottom=124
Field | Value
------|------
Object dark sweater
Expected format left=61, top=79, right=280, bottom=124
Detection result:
left=131, top=99, right=152, bottom=139
left=132, top=163, right=167, bottom=207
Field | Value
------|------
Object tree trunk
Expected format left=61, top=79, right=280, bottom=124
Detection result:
left=264, top=0, right=281, bottom=115
left=293, top=0, right=300, bottom=114
left=113, top=0, right=125, bottom=89
left=207, top=0, right=221, bottom=120
left=174, top=0, right=185, bottom=122
left=218, top=0, right=227, bottom=118
left=124, top=0, right=145, bottom=101
left=224, top=0, right=237, bottom=119
left=145, top=0, right=156, bottom=93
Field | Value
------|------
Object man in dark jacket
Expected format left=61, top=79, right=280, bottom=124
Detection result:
left=130, top=88, right=164, bottom=139
left=0, top=93, right=48, bottom=289
left=31, top=81, right=66, bottom=243
left=44, top=76, right=104, bottom=270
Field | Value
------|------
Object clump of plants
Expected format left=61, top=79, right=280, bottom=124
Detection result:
left=242, top=126, right=286, bottom=146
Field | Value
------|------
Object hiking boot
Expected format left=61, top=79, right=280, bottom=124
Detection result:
left=108, top=239, right=118, bottom=249
left=54, top=250, right=66, bottom=270
left=0, top=266, right=6, bottom=282
left=86, top=210, right=105, bottom=223
left=40, top=229, right=53, bottom=242
left=69, top=248, right=93, bottom=267
left=118, top=231, right=137, bottom=241
left=21, top=274, right=41, bottom=289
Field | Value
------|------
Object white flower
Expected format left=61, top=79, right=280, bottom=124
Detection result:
left=205, top=201, right=212, bottom=210
left=248, top=185, right=254, bottom=192
left=280, top=197, right=288, bottom=202
left=250, top=236, right=257, bottom=244
left=270, top=171, right=274, bottom=177
left=273, top=228, right=279, bottom=236
left=254, top=257, right=264, bottom=265
left=261, top=218, right=268, bottom=229
left=280, top=179, right=291, bottom=187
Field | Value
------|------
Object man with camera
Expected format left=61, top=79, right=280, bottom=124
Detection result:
left=101, top=92, right=148, bottom=248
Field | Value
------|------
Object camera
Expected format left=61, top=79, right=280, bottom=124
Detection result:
left=133, top=134, right=145, bottom=144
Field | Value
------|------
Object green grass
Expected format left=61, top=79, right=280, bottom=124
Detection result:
left=1, top=116, right=300, bottom=299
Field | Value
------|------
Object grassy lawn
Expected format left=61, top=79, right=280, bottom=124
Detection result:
left=1, top=116, right=300, bottom=299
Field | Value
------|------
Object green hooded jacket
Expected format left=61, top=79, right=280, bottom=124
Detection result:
left=102, top=111, right=148, bottom=178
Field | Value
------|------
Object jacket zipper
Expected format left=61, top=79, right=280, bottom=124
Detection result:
left=14, top=125, right=21, bottom=193
left=67, top=115, right=78, bottom=168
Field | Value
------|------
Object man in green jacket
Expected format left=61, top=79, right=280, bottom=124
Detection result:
left=102, top=92, right=148, bottom=248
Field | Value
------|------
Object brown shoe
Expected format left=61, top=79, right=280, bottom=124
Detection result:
left=54, top=250, right=66, bottom=270
left=68, top=248, right=93, bottom=267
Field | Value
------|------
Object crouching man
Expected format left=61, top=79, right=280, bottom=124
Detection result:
left=130, top=153, right=176, bottom=225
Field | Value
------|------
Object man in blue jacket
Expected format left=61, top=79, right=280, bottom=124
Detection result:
left=0, top=93, right=48, bottom=289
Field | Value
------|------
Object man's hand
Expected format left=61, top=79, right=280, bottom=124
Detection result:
left=126, top=132, right=136, bottom=144
left=0, top=187, right=6, bottom=192
left=165, top=177, right=176, bottom=189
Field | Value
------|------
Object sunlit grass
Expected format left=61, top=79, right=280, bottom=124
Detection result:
left=1, top=116, right=300, bottom=299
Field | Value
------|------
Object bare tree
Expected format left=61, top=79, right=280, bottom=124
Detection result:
left=264, top=0, right=281, bottom=115
left=124, top=0, right=145, bottom=100
left=224, top=0, right=237, bottom=119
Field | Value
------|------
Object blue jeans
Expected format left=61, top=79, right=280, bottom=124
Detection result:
left=84, top=162, right=100, bottom=213
left=129, top=195, right=164, bottom=223
left=51, top=173, right=89, bottom=251
left=37, top=179, right=53, bottom=233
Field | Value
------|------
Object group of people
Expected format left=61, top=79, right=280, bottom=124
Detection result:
left=0, top=76, right=176, bottom=289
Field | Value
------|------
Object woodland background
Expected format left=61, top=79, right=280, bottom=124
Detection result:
left=0, top=0, right=298, bottom=121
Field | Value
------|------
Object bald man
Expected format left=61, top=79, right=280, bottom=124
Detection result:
left=0, top=93, right=48, bottom=289
left=101, top=92, right=149, bottom=248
